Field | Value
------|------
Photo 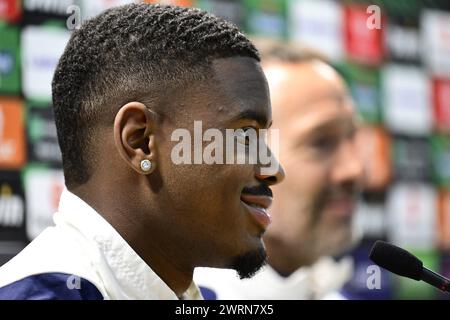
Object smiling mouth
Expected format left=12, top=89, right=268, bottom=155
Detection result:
left=240, top=194, right=273, bottom=231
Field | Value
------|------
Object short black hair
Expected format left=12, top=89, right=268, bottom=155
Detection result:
left=52, top=3, right=259, bottom=188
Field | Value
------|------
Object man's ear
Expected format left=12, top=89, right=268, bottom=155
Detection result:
left=113, top=102, right=157, bottom=175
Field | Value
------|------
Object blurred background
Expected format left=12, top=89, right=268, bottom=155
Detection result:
left=1, top=0, right=450, bottom=299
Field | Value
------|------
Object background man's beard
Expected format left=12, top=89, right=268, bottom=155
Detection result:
left=228, top=247, right=267, bottom=279
left=312, top=182, right=359, bottom=225
left=307, top=186, right=360, bottom=263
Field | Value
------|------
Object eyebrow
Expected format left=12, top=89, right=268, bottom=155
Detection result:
left=228, top=109, right=271, bottom=128
left=301, top=92, right=350, bottom=111
left=305, top=116, right=357, bottom=139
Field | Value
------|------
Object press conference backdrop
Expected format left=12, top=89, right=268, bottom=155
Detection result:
left=1, top=0, right=450, bottom=299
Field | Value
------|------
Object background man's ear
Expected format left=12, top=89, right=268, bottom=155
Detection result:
left=113, top=102, right=157, bottom=174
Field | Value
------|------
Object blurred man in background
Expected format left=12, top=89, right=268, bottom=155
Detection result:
left=195, top=41, right=364, bottom=300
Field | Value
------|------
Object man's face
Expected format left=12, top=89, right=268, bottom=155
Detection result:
left=152, top=57, right=284, bottom=278
left=264, top=60, right=363, bottom=268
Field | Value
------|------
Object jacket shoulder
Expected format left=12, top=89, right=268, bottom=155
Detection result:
left=0, top=272, right=103, bottom=300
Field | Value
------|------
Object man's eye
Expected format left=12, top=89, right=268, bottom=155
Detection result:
left=237, top=127, right=257, bottom=145
left=311, top=136, right=337, bottom=152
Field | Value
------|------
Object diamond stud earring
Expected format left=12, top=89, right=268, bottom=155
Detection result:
left=140, top=159, right=152, bottom=172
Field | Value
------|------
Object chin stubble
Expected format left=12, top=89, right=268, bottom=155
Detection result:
left=229, top=247, right=267, bottom=279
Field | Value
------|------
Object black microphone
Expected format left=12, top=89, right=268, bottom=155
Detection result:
left=369, top=240, right=450, bottom=293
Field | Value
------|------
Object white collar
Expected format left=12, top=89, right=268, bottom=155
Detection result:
left=55, top=188, right=202, bottom=300
left=240, top=257, right=354, bottom=299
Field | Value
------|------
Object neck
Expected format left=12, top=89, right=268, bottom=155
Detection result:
left=264, top=235, right=317, bottom=277
left=71, top=183, right=194, bottom=297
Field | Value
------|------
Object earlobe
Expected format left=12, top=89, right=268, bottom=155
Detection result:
left=113, top=102, right=157, bottom=175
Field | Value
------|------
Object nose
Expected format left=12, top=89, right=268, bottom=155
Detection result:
left=255, top=155, right=285, bottom=186
left=331, top=137, right=364, bottom=185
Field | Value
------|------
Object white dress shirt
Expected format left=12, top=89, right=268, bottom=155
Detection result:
left=0, top=188, right=202, bottom=300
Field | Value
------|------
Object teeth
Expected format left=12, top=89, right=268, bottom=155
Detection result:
left=249, top=203, right=264, bottom=209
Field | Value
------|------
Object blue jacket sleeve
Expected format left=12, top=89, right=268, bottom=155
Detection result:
left=0, top=273, right=103, bottom=300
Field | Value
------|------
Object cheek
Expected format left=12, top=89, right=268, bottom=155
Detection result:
left=269, top=156, right=331, bottom=234
left=170, top=163, right=252, bottom=228
left=180, top=165, right=239, bottom=206
left=276, top=153, right=330, bottom=200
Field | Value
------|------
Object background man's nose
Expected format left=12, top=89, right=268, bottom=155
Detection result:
left=331, top=139, right=364, bottom=186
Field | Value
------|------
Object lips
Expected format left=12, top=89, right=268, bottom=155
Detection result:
left=240, top=194, right=273, bottom=231
left=324, top=196, right=355, bottom=218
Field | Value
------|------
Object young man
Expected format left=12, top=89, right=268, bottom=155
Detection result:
left=0, top=4, right=284, bottom=299
left=195, top=41, right=364, bottom=300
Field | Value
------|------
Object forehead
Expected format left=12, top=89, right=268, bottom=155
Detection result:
left=208, top=57, right=271, bottom=127
left=264, top=60, right=355, bottom=131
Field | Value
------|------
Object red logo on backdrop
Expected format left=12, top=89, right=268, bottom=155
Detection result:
left=433, top=78, right=450, bottom=133
left=356, top=126, right=391, bottom=191
left=344, top=4, right=384, bottom=66
left=0, top=97, right=26, bottom=169
left=0, top=0, right=22, bottom=23
left=438, top=191, right=450, bottom=250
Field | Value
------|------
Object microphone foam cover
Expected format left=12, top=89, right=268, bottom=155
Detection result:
left=369, top=240, right=423, bottom=281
